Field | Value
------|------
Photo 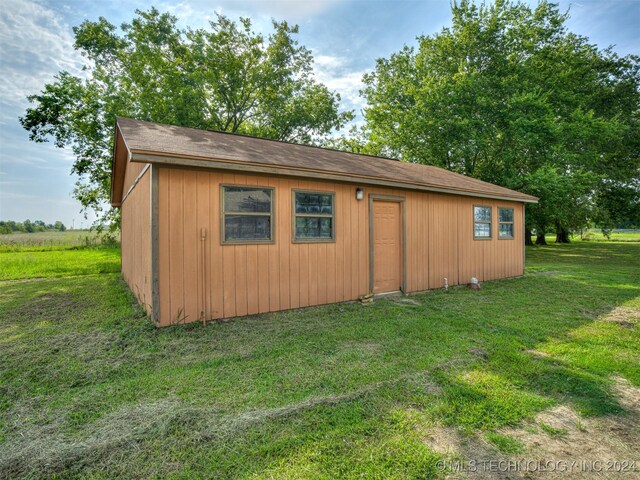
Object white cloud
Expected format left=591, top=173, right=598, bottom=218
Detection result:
left=158, top=0, right=345, bottom=30
left=313, top=54, right=369, bottom=113
left=314, top=54, right=345, bottom=70
left=0, top=0, right=83, bottom=115
left=186, top=0, right=344, bottom=22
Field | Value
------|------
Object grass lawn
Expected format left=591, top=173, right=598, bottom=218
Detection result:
left=0, top=248, right=121, bottom=280
left=0, top=240, right=638, bottom=478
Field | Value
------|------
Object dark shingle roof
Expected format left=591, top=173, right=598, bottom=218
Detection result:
left=115, top=117, right=537, bottom=203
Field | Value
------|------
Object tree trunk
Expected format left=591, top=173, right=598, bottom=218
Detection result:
left=555, top=225, right=571, bottom=243
left=525, top=229, right=534, bottom=246
left=535, top=231, right=547, bottom=245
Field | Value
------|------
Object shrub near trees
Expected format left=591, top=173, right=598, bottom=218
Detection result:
left=0, top=220, right=67, bottom=234
left=360, top=0, right=640, bottom=244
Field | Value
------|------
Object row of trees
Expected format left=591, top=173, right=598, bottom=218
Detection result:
left=0, top=220, right=67, bottom=234
left=21, top=1, right=639, bottom=242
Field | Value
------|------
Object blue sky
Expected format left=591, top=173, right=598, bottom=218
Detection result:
left=0, top=0, right=638, bottom=227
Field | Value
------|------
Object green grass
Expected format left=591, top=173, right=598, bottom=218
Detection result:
left=0, top=248, right=121, bottom=280
left=539, top=422, right=567, bottom=439
left=0, top=241, right=638, bottom=478
left=542, top=229, right=640, bottom=243
left=0, top=231, right=120, bottom=280
left=485, top=432, right=524, bottom=454
left=582, top=229, right=640, bottom=242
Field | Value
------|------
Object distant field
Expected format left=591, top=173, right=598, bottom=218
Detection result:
left=0, top=230, right=121, bottom=279
left=0, top=230, right=118, bottom=252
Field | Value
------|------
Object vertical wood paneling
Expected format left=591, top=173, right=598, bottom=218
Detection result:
left=335, top=185, right=345, bottom=301
left=299, top=242, right=309, bottom=307
left=196, top=172, right=209, bottom=320
left=158, top=169, right=170, bottom=323
left=288, top=178, right=300, bottom=309
left=222, top=173, right=236, bottom=318
left=257, top=176, right=271, bottom=313
left=350, top=189, right=359, bottom=299
left=121, top=166, right=152, bottom=314
left=308, top=241, right=319, bottom=306
left=183, top=170, right=199, bottom=323
left=278, top=177, right=291, bottom=310
left=234, top=175, right=248, bottom=317
left=154, top=170, right=527, bottom=326
left=361, top=190, right=369, bottom=296
left=245, top=175, right=260, bottom=316
left=267, top=176, right=280, bottom=312
left=410, top=192, right=418, bottom=291
left=209, top=173, right=224, bottom=319
left=343, top=186, right=353, bottom=298
left=168, top=169, right=184, bottom=323
left=317, top=242, right=327, bottom=304
left=326, top=239, right=336, bottom=304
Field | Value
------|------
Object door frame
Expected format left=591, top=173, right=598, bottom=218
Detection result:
left=369, top=194, right=407, bottom=294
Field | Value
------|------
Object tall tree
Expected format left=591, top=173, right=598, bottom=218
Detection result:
left=360, top=0, right=640, bottom=241
left=20, top=9, right=353, bottom=229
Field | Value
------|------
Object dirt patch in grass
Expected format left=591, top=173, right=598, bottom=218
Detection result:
left=422, top=376, right=640, bottom=479
left=505, top=376, right=640, bottom=479
left=389, top=297, right=423, bottom=306
left=602, top=306, right=639, bottom=329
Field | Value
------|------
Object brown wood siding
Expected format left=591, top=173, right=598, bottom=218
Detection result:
left=123, top=157, right=146, bottom=198
left=156, top=167, right=524, bottom=326
left=121, top=167, right=152, bottom=314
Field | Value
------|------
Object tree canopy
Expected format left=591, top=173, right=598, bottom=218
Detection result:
left=20, top=9, right=353, bottom=229
left=360, top=0, right=640, bottom=241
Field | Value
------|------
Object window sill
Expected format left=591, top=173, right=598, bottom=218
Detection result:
left=292, top=238, right=336, bottom=244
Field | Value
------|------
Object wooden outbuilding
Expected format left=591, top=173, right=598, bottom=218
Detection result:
left=111, top=118, right=537, bottom=327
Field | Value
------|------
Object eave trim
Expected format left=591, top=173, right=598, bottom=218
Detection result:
left=129, top=150, right=539, bottom=204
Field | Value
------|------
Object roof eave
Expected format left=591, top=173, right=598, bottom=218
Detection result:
left=129, top=150, right=539, bottom=204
